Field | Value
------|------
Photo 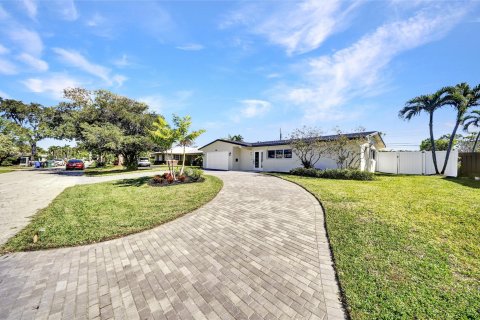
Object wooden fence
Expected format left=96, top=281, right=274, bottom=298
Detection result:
left=459, top=153, right=480, bottom=177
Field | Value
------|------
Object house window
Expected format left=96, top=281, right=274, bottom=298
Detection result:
left=276, top=150, right=283, bottom=158
left=284, top=149, right=292, bottom=158
left=268, top=150, right=275, bottom=159
left=173, top=154, right=181, bottom=161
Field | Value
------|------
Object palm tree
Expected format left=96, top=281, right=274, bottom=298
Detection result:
left=463, top=110, right=480, bottom=152
left=173, top=115, right=205, bottom=175
left=149, top=116, right=178, bottom=178
left=399, top=88, right=449, bottom=174
left=441, top=83, right=480, bottom=174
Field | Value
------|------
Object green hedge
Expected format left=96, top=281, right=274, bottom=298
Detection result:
left=289, top=167, right=375, bottom=181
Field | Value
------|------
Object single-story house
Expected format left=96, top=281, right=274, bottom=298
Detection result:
left=151, top=147, right=203, bottom=166
left=199, top=131, right=385, bottom=172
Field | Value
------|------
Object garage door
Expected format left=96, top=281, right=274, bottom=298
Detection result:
left=205, top=151, right=229, bottom=170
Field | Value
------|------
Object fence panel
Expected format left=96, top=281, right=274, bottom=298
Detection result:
left=398, top=152, right=424, bottom=174
left=376, top=152, right=398, bottom=174
left=377, top=150, right=458, bottom=177
left=459, top=153, right=480, bottom=177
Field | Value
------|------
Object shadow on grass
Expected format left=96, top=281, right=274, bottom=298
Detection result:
left=444, top=176, right=480, bottom=189
left=113, top=176, right=151, bottom=187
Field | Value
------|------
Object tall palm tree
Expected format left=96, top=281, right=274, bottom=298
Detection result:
left=441, top=83, right=480, bottom=174
left=399, top=88, right=449, bottom=174
left=463, top=110, right=480, bottom=152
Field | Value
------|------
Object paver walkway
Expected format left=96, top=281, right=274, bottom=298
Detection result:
left=0, top=171, right=345, bottom=319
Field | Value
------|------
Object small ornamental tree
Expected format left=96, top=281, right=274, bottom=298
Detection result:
left=149, top=116, right=178, bottom=178
left=328, top=129, right=367, bottom=170
left=173, top=115, right=205, bottom=175
left=289, top=126, right=330, bottom=169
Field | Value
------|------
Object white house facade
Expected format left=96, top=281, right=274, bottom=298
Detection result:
left=199, top=131, right=385, bottom=172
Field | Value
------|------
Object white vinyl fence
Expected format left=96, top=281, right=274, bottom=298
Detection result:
left=376, top=150, right=458, bottom=177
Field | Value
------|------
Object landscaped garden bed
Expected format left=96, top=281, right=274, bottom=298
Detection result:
left=276, top=173, right=480, bottom=319
left=1, top=173, right=222, bottom=252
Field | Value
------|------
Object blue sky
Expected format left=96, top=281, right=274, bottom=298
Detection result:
left=0, top=0, right=479, bottom=150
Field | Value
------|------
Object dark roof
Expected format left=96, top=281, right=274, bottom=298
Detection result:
left=199, top=131, right=384, bottom=149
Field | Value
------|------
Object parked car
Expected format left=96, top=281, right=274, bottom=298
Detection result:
left=138, top=157, right=151, bottom=167
left=53, top=159, right=65, bottom=166
left=66, top=159, right=85, bottom=170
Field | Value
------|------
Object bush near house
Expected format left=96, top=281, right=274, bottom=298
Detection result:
left=289, top=167, right=375, bottom=181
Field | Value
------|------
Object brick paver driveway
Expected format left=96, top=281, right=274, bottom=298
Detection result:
left=0, top=171, right=345, bottom=320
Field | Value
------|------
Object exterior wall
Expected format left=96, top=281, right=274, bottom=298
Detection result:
left=201, top=136, right=383, bottom=172
left=239, top=148, right=253, bottom=171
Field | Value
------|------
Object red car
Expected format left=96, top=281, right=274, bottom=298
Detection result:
left=66, top=159, right=85, bottom=170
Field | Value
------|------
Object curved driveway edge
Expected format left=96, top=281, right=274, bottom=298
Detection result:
left=0, top=171, right=345, bottom=319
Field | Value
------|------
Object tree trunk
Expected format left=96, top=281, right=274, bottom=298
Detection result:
left=30, top=142, right=37, bottom=161
left=180, top=145, right=186, bottom=175
left=472, top=132, right=480, bottom=152
left=441, top=120, right=460, bottom=174
left=428, top=112, right=440, bottom=174
left=170, top=149, right=176, bottom=180
left=123, top=153, right=138, bottom=170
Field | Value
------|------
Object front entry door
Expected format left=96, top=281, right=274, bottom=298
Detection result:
left=254, top=151, right=264, bottom=170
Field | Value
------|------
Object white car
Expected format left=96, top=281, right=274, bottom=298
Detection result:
left=138, top=157, right=151, bottom=167
left=53, top=159, right=65, bottom=166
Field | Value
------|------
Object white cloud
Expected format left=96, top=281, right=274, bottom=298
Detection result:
left=53, top=48, right=126, bottom=86
left=86, top=12, right=104, bottom=27
left=0, top=58, right=17, bottom=75
left=281, top=6, right=469, bottom=121
left=0, top=5, right=9, bottom=20
left=0, top=90, right=9, bottom=98
left=221, top=0, right=362, bottom=55
left=113, top=54, right=130, bottom=68
left=23, top=73, right=81, bottom=99
left=22, top=0, right=37, bottom=19
left=8, top=28, right=43, bottom=56
left=139, top=90, right=193, bottom=114
left=0, top=44, right=9, bottom=54
left=17, top=53, right=48, bottom=71
left=54, top=0, right=78, bottom=21
left=239, top=99, right=271, bottom=118
left=176, top=44, right=205, bottom=51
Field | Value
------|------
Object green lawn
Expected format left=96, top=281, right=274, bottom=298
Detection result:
left=2, top=175, right=222, bottom=252
left=276, top=174, right=480, bottom=319
left=0, top=167, right=14, bottom=174
left=84, top=165, right=200, bottom=176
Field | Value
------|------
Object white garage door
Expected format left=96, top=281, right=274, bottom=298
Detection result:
left=205, top=151, right=229, bottom=170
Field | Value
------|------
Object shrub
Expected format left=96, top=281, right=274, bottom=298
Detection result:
left=185, top=168, right=203, bottom=181
left=289, top=167, right=375, bottom=181
left=289, top=167, right=318, bottom=177
left=152, top=175, right=164, bottom=184
left=178, top=175, right=186, bottom=182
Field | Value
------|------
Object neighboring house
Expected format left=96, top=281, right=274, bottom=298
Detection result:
left=151, top=147, right=203, bottom=166
left=199, top=131, right=385, bottom=172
